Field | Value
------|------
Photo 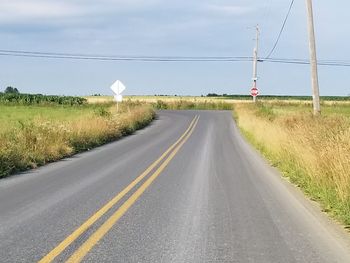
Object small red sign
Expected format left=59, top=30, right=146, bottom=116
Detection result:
left=250, top=87, right=259, bottom=97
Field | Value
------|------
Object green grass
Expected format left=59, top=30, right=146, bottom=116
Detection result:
left=247, top=100, right=350, bottom=117
left=0, top=102, right=155, bottom=178
left=0, top=104, right=116, bottom=133
left=320, top=105, right=350, bottom=116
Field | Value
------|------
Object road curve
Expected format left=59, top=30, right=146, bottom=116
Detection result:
left=0, top=110, right=350, bottom=263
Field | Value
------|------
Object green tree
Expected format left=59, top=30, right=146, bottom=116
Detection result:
left=4, top=86, right=19, bottom=94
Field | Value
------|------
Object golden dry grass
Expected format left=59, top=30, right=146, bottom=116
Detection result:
left=85, top=96, right=114, bottom=104
left=0, top=103, right=155, bottom=178
left=234, top=102, right=350, bottom=225
left=85, top=95, right=249, bottom=105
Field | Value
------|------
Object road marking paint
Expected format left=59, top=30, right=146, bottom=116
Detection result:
left=38, top=115, right=198, bottom=263
left=66, top=116, right=199, bottom=263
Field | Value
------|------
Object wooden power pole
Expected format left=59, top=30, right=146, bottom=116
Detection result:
left=305, top=0, right=321, bottom=115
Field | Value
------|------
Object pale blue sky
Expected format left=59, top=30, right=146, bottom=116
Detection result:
left=0, top=0, right=349, bottom=96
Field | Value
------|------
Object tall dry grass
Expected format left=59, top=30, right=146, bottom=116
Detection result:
left=153, top=99, right=233, bottom=110
left=234, top=103, right=350, bottom=225
left=0, top=104, right=155, bottom=178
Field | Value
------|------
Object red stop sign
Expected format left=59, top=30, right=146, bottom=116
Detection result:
left=251, top=87, right=259, bottom=97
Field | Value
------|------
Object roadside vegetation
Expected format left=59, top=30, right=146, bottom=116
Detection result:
left=153, top=99, right=233, bottom=110
left=0, top=98, right=155, bottom=178
left=86, top=96, right=235, bottom=110
left=86, top=94, right=350, bottom=105
left=233, top=101, right=350, bottom=226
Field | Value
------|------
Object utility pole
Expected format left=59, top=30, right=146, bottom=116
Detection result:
left=305, top=0, right=321, bottom=115
left=252, top=25, right=260, bottom=102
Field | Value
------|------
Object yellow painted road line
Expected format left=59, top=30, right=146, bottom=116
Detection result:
left=38, top=115, right=198, bottom=263
left=66, top=117, right=199, bottom=263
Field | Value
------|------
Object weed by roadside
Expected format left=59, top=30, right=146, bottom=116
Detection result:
left=234, top=102, right=350, bottom=226
left=153, top=100, right=233, bottom=110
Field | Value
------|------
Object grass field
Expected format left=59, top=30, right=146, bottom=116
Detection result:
left=0, top=102, right=155, bottom=178
left=86, top=95, right=350, bottom=105
left=0, top=105, right=94, bottom=133
left=233, top=101, right=350, bottom=226
left=85, top=95, right=248, bottom=104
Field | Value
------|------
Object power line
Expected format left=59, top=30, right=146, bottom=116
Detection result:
left=1, top=48, right=350, bottom=67
left=0, top=52, right=250, bottom=62
left=0, top=49, right=251, bottom=61
left=263, top=58, right=350, bottom=67
left=264, top=0, right=295, bottom=59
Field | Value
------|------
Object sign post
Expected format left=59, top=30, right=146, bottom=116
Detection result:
left=110, top=80, right=126, bottom=112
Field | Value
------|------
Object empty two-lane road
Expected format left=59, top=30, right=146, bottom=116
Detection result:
left=0, top=111, right=350, bottom=263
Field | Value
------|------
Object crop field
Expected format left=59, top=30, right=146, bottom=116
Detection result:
left=0, top=99, right=155, bottom=178
left=0, top=105, right=93, bottom=133
left=86, top=95, right=250, bottom=105
left=233, top=101, right=350, bottom=226
left=86, top=95, right=350, bottom=105
left=0, top=92, right=87, bottom=105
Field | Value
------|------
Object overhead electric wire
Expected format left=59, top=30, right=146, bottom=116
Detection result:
left=262, top=58, right=350, bottom=67
left=0, top=49, right=252, bottom=61
left=0, top=53, right=250, bottom=62
left=0, top=48, right=350, bottom=67
left=264, top=0, right=295, bottom=59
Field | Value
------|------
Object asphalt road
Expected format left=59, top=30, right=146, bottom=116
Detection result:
left=1, top=110, right=350, bottom=263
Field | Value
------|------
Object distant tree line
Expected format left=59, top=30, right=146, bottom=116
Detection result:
left=1, top=87, right=87, bottom=105
left=4, top=86, right=20, bottom=94
left=154, top=94, right=180, bottom=97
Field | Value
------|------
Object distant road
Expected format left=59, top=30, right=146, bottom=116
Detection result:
left=0, top=110, right=350, bottom=262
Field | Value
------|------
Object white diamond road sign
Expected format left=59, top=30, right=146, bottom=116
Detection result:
left=110, top=80, right=126, bottom=102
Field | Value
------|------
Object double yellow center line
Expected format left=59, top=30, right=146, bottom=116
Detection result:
left=39, top=115, right=199, bottom=263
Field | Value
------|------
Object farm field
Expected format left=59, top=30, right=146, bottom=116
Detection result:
left=85, top=95, right=233, bottom=104
left=86, top=95, right=350, bottom=106
left=0, top=105, right=93, bottom=133
left=247, top=100, right=350, bottom=116
left=0, top=100, right=155, bottom=178
left=86, top=95, right=235, bottom=110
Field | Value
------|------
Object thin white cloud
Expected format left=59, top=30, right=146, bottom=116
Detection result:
left=204, top=4, right=253, bottom=16
left=0, top=0, right=160, bottom=24
left=0, top=0, right=83, bottom=22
